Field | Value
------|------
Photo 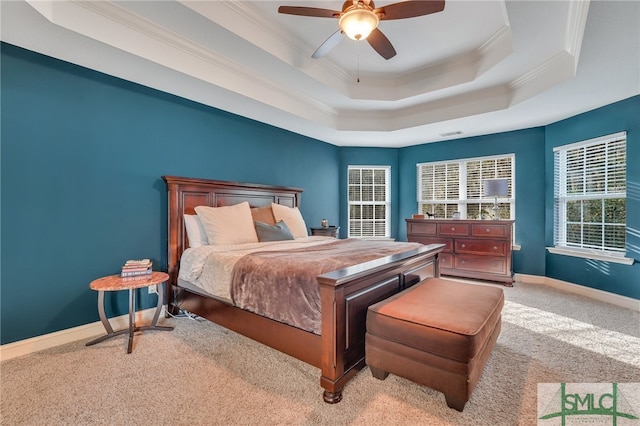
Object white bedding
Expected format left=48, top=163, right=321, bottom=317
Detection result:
left=178, top=236, right=337, bottom=302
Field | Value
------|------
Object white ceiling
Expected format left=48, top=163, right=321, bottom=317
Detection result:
left=1, top=0, right=638, bottom=147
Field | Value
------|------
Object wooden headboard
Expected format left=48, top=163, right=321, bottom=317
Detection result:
left=162, top=176, right=303, bottom=285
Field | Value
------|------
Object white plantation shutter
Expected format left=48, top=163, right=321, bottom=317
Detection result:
left=419, top=163, right=459, bottom=200
left=348, top=166, right=390, bottom=238
left=417, top=162, right=460, bottom=218
left=554, top=132, right=626, bottom=254
left=466, top=157, right=513, bottom=219
left=417, top=154, right=514, bottom=220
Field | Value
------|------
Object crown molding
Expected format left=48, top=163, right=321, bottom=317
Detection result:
left=25, top=0, right=340, bottom=126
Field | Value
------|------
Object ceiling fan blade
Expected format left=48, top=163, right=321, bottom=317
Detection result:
left=375, top=0, right=445, bottom=20
left=367, top=28, right=396, bottom=60
left=312, top=30, right=344, bottom=58
left=277, top=6, right=340, bottom=18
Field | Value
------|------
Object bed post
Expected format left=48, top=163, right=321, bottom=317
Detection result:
left=163, top=177, right=181, bottom=315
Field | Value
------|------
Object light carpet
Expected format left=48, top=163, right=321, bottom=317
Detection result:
left=1, top=281, right=639, bottom=425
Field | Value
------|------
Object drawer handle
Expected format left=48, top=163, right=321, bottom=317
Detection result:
left=461, top=260, right=465, bottom=264
left=486, top=228, right=491, bottom=232
left=493, top=246, right=498, bottom=250
left=461, top=244, right=466, bottom=248
left=451, top=227, right=455, bottom=231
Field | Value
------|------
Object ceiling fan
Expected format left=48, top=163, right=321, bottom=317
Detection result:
left=278, top=0, right=445, bottom=60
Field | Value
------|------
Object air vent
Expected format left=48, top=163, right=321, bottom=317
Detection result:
left=439, top=130, right=464, bottom=137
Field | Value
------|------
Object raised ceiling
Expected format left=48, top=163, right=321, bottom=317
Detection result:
left=1, top=0, right=638, bottom=147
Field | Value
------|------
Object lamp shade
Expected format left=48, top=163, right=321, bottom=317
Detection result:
left=339, top=8, right=379, bottom=40
left=484, top=178, right=509, bottom=197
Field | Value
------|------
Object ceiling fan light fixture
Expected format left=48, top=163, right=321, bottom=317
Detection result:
left=339, top=7, right=379, bottom=40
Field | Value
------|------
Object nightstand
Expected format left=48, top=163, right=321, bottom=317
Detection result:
left=85, top=271, right=174, bottom=353
left=310, top=226, right=340, bottom=238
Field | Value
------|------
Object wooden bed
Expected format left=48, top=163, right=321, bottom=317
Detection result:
left=163, top=175, right=443, bottom=403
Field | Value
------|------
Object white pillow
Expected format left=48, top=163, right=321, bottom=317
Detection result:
left=195, top=202, right=259, bottom=245
left=183, top=214, right=208, bottom=248
left=271, top=203, right=308, bottom=238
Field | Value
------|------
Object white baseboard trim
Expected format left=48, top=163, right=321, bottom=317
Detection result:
left=515, top=273, right=640, bottom=312
left=4, top=276, right=639, bottom=361
left=0, top=307, right=162, bottom=362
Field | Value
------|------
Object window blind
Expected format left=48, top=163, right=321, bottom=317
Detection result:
left=417, top=154, right=514, bottom=220
left=553, top=132, right=626, bottom=253
left=348, top=166, right=390, bottom=238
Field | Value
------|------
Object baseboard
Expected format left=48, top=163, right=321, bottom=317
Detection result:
left=515, top=273, right=640, bottom=312
left=0, top=308, right=162, bottom=362
left=4, top=276, right=638, bottom=361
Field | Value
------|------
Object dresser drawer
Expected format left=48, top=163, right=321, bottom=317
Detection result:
left=455, top=239, right=507, bottom=256
left=438, top=253, right=454, bottom=269
left=408, top=236, right=453, bottom=252
left=455, top=255, right=506, bottom=275
left=471, top=224, right=509, bottom=238
left=407, top=221, right=437, bottom=235
left=438, top=223, right=469, bottom=236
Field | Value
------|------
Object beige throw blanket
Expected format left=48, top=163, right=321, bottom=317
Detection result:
left=230, top=239, right=423, bottom=334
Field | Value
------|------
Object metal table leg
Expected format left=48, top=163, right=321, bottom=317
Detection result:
left=86, top=283, right=174, bottom=353
left=136, top=283, right=174, bottom=335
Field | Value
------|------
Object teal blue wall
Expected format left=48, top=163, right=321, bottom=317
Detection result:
left=545, top=96, right=640, bottom=299
left=398, top=128, right=547, bottom=277
left=2, top=42, right=638, bottom=345
left=1, top=43, right=339, bottom=344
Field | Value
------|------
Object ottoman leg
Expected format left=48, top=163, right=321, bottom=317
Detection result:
left=445, top=394, right=467, bottom=412
left=369, top=366, right=389, bottom=380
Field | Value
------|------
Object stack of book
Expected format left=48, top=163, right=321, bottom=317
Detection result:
left=121, top=259, right=152, bottom=278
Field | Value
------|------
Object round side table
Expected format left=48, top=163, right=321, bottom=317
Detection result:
left=86, top=271, right=174, bottom=353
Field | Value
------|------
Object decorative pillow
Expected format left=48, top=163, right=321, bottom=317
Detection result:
left=195, top=202, right=259, bottom=245
left=251, top=205, right=276, bottom=225
left=255, top=220, right=295, bottom=242
left=271, top=203, right=308, bottom=238
left=183, top=214, right=208, bottom=248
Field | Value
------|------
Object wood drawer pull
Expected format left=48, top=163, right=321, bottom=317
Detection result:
left=493, top=246, right=498, bottom=250
left=451, top=227, right=455, bottom=231
left=486, top=228, right=491, bottom=232
left=461, top=244, right=466, bottom=248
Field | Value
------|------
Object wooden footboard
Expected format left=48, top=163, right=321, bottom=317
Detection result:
left=162, top=176, right=443, bottom=403
left=317, top=244, right=442, bottom=402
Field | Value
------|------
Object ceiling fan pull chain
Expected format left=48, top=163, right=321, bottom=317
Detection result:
left=356, top=41, right=361, bottom=83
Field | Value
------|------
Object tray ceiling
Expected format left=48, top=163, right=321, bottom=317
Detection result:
left=1, top=0, right=638, bottom=147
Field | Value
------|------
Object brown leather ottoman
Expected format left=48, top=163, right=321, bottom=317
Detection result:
left=365, top=277, right=504, bottom=411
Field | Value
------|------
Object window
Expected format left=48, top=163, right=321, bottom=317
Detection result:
left=553, top=132, right=627, bottom=260
left=417, top=154, right=515, bottom=220
left=348, top=166, right=390, bottom=238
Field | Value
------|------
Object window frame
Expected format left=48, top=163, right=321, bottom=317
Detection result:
left=416, top=154, right=516, bottom=221
left=347, top=165, right=391, bottom=239
left=550, top=131, right=632, bottom=265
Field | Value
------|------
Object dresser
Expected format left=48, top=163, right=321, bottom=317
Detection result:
left=406, top=219, right=514, bottom=286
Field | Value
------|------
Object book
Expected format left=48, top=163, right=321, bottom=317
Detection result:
left=121, top=268, right=152, bottom=278
left=123, top=259, right=152, bottom=268
left=121, top=265, right=152, bottom=272
left=121, top=274, right=153, bottom=281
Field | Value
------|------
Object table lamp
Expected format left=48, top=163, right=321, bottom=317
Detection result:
left=483, top=178, right=508, bottom=218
